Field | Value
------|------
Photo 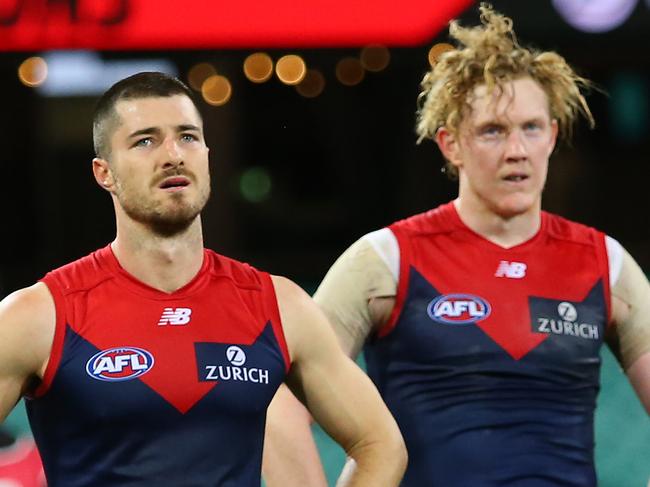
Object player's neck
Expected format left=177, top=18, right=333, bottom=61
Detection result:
left=453, top=197, right=541, bottom=249
left=111, top=217, right=205, bottom=293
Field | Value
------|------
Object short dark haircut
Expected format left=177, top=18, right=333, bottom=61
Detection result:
left=93, top=72, right=200, bottom=159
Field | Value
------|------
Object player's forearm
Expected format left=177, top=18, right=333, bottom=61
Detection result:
left=263, top=425, right=327, bottom=487
left=263, top=439, right=327, bottom=487
left=627, top=352, right=650, bottom=415
left=336, top=431, right=407, bottom=487
left=263, top=385, right=328, bottom=487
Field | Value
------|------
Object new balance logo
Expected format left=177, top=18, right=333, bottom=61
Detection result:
left=158, top=308, right=192, bottom=325
left=495, top=260, right=527, bottom=279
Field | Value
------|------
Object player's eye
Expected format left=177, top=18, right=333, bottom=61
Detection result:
left=480, top=124, right=504, bottom=137
left=133, top=137, right=153, bottom=148
left=523, top=121, right=541, bottom=132
left=181, top=133, right=198, bottom=143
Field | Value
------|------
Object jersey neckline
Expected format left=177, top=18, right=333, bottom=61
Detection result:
left=98, top=245, right=213, bottom=300
left=444, top=201, right=547, bottom=253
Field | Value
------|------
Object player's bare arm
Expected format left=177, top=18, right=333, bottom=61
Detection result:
left=263, top=237, right=398, bottom=487
left=609, top=247, right=650, bottom=414
left=272, top=275, right=406, bottom=486
left=0, top=283, right=55, bottom=420
left=314, top=236, right=398, bottom=357
left=263, top=383, right=328, bottom=487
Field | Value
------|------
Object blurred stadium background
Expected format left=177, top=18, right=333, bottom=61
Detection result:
left=1, top=0, right=649, bottom=485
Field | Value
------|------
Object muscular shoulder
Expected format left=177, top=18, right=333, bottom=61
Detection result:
left=1, top=283, right=55, bottom=331
left=270, top=275, right=309, bottom=308
left=608, top=241, right=650, bottom=369
left=360, top=229, right=399, bottom=283
left=270, top=276, right=325, bottom=329
left=0, top=283, right=56, bottom=380
left=316, top=230, right=398, bottom=301
left=311, top=231, right=398, bottom=357
left=270, top=276, right=331, bottom=363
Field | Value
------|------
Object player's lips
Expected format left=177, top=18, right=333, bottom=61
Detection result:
left=502, top=173, right=529, bottom=183
left=158, top=176, right=191, bottom=191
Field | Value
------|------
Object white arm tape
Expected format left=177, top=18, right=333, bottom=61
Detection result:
left=606, top=235, right=623, bottom=288
left=363, top=228, right=400, bottom=283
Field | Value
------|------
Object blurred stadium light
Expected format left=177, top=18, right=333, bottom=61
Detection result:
left=553, top=0, right=644, bottom=32
left=34, top=51, right=176, bottom=96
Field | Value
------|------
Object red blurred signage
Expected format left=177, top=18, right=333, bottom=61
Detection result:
left=0, top=0, right=473, bottom=51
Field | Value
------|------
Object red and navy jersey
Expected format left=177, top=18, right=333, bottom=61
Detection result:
left=364, top=202, right=611, bottom=487
left=26, top=246, right=290, bottom=487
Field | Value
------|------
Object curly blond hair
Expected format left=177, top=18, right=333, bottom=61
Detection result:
left=416, top=3, right=594, bottom=177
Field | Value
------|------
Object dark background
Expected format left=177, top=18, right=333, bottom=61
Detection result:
left=0, top=0, right=648, bottom=290
left=1, top=2, right=649, bottom=485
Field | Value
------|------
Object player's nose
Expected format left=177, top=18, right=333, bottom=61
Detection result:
left=162, top=138, right=183, bottom=168
left=504, top=129, right=527, bottom=162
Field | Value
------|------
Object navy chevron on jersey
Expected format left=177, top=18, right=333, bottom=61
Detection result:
left=26, top=246, right=290, bottom=487
left=364, top=202, right=611, bottom=487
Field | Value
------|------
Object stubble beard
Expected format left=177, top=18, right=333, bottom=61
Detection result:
left=117, top=179, right=211, bottom=237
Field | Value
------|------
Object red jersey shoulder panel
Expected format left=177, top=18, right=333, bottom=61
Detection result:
left=391, top=202, right=458, bottom=238
left=206, top=250, right=263, bottom=291
left=543, top=212, right=604, bottom=246
left=36, top=248, right=114, bottom=397
left=42, top=247, right=115, bottom=296
left=384, top=202, right=459, bottom=335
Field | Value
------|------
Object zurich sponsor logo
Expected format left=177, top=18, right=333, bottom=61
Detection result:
left=86, top=347, right=155, bottom=382
left=427, top=294, right=491, bottom=325
left=534, top=300, right=599, bottom=340
left=557, top=302, right=578, bottom=321
left=226, top=345, right=246, bottom=366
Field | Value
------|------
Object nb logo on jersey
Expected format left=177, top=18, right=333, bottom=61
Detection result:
left=158, top=307, right=192, bottom=326
left=495, top=260, right=527, bottom=279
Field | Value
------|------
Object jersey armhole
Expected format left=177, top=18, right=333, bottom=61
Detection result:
left=31, top=277, right=67, bottom=398
left=600, top=233, right=616, bottom=326
left=377, top=226, right=411, bottom=339
left=261, top=273, right=291, bottom=373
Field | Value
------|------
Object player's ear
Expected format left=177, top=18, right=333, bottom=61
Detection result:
left=92, top=157, right=114, bottom=191
left=435, top=127, right=462, bottom=171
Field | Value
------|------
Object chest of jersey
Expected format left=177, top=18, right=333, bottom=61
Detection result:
left=390, top=230, right=607, bottom=366
left=365, top=225, right=611, bottom=418
left=53, top=279, right=286, bottom=418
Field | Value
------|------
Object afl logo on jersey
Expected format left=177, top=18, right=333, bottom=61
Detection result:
left=86, top=347, right=155, bottom=382
left=427, top=294, right=491, bottom=325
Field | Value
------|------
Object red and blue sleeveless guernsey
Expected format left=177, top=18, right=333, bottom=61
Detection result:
left=364, top=202, right=611, bottom=487
left=26, top=246, right=290, bottom=487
